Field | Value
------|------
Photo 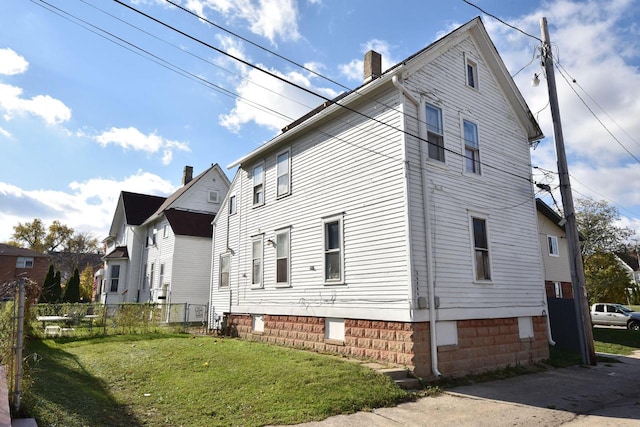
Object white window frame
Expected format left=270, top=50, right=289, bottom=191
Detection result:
left=323, top=214, right=344, bottom=285
left=252, top=162, right=265, bottom=207
left=16, top=257, right=34, bottom=268
left=159, top=263, right=165, bottom=289
left=228, top=194, right=237, bottom=215
left=208, top=190, right=219, bottom=203
left=463, top=119, right=481, bottom=174
left=219, top=253, right=230, bottom=288
left=149, top=263, right=155, bottom=290
left=547, top=235, right=559, bottom=257
left=553, top=281, right=563, bottom=298
left=425, top=103, right=445, bottom=162
left=163, top=224, right=168, bottom=238
left=251, top=235, right=264, bottom=288
left=465, top=54, right=479, bottom=90
left=142, top=263, right=147, bottom=289
left=109, top=265, right=120, bottom=292
left=276, top=148, right=291, bottom=198
left=275, top=228, right=291, bottom=287
left=470, top=214, right=492, bottom=282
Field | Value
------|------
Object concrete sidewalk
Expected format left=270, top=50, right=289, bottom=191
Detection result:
left=295, top=352, right=640, bottom=426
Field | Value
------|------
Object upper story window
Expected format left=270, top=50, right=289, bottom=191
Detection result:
left=219, top=254, right=230, bottom=287
left=323, top=215, right=344, bottom=284
left=547, top=235, right=559, bottom=257
left=252, top=235, right=263, bottom=288
left=466, top=56, right=478, bottom=89
left=208, top=190, right=219, bottom=203
left=276, top=149, right=291, bottom=197
left=463, top=120, right=481, bottom=174
left=471, top=216, right=491, bottom=281
left=163, top=224, right=168, bottom=238
left=16, top=257, right=34, bottom=268
left=147, top=229, right=157, bottom=247
left=426, top=103, right=445, bottom=162
left=276, top=228, right=290, bottom=286
left=253, top=163, right=265, bottom=206
left=228, top=194, right=237, bottom=215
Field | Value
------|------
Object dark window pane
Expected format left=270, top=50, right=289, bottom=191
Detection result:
left=277, top=258, right=288, bottom=283
left=326, top=221, right=340, bottom=250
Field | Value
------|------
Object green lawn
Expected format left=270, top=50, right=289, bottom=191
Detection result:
left=19, top=334, right=410, bottom=427
left=593, top=327, right=640, bottom=355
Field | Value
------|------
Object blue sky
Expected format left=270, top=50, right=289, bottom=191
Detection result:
left=1, top=0, right=639, bottom=243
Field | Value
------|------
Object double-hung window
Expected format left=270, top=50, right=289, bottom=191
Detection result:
left=276, top=149, right=290, bottom=197
left=426, top=104, right=445, bottom=162
left=463, top=120, right=480, bottom=174
left=149, top=263, right=155, bottom=289
left=219, top=254, right=230, bottom=287
left=110, top=265, right=120, bottom=292
left=547, top=235, right=559, bottom=257
left=471, top=216, right=491, bottom=281
left=252, top=236, right=263, bottom=287
left=323, top=216, right=343, bottom=283
left=253, top=163, right=265, bottom=206
left=466, top=59, right=478, bottom=89
left=228, top=195, right=237, bottom=215
left=276, top=228, right=290, bottom=285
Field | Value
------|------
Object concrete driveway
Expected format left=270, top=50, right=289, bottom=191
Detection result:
left=295, top=351, right=640, bottom=426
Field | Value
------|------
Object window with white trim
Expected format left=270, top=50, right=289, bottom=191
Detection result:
left=554, top=281, right=563, bottom=298
left=163, top=224, right=168, bottom=238
left=228, top=194, right=237, bottom=215
left=547, top=235, right=559, bottom=257
left=323, top=215, right=343, bottom=283
left=276, top=228, right=290, bottom=285
left=149, top=263, right=155, bottom=290
left=463, top=120, right=480, bottom=174
left=16, top=257, right=34, bottom=268
left=426, top=103, right=445, bottom=162
left=466, top=58, right=478, bottom=89
left=142, top=263, right=147, bottom=289
left=208, top=190, right=219, bottom=203
left=110, top=265, right=120, bottom=292
left=276, top=149, right=290, bottom=197
left=159, top=263, right=165, bottom=288
left=252, top=236, right=263, bottom=287
left=253, top=163, right=265, bottom=206
left=219, top=254, right=230, bottom=287
left=471, top=216, right=491, bottom=281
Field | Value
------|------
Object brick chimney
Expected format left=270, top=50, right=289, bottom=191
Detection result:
left=182, top=165, right=193, bottom=185
left=364, top=50, right=382, bottom=83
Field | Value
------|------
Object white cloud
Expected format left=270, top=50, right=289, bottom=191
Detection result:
left=486, top=0, right=640, bottom=232
left=0, top=83, right=71, bottom=125
left=0, top=171, right=176, bottom=243
left=94, top=127, right=191, bottom=163
left=181, top=0, right=301, bottom=44
left=0, top=48, right=28, bottom=75
left=0, top=126, right=10, bottom=138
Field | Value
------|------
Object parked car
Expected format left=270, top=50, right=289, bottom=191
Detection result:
left=591, top=303, right=640, bottom=331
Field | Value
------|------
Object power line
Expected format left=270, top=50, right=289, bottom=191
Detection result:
left=461, top=0, right=542, bottom=42
left=554, top=63, right=640, bottom=164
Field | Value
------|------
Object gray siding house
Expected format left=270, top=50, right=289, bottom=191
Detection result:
left=209, top=18, right=548, bottom=378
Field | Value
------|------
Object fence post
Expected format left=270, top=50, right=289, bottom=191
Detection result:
left=12, top=278, right=25, bottom=412
left=183, top=303, right=188, bottom=333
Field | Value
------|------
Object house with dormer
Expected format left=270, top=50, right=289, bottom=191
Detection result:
left=209, top=17, right=549, bottom=378
left=100, top=165, right=230, bottom=314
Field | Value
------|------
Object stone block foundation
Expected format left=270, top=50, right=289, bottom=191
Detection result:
left=226, top=314, right=549, bottom=379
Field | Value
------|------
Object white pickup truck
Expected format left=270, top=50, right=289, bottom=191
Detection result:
left=591, top=303, right=640, bottom=331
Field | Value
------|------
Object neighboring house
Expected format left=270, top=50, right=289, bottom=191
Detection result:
left=0, top=243, right=50, bottom=288
left=209, top=17, right=548, bottom=378
left=615, top=255, right=640, bottom=304
left=99, top=165, right=230, bottom=315
left=536, top=198, right=574, bottom=299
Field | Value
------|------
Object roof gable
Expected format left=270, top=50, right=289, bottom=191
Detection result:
left=121, top=192, right=166, bottom=225
left=229, top=17, right=542, bottom=169
left=165, top=209, right=214, bottom=238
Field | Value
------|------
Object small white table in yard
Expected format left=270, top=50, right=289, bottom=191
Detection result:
left=37, top=316, right=74, bottom=337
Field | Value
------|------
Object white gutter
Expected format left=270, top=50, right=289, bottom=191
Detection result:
left=392, top=75, right=441, bottom=378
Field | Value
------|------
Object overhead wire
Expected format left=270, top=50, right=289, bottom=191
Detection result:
left=461, top=0, right=542, bottom=43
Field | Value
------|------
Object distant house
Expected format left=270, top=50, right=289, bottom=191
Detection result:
left=0, top=243, right=50, bottom=289
left=209, top=18, right=548, bottom=378
left=99, top=165, right=230, bottom=316
left=536, top=198, right=574, bottom=299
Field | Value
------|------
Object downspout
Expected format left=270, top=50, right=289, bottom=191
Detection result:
left=392, top=75, right=441, bottom=377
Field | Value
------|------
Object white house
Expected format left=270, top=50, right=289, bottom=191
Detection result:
left=100, top=165, right=230, bottom=318
left=209, top=17, right=548, bottom=378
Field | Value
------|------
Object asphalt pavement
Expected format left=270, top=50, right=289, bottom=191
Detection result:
left=294, top=351, right=640, bottom=426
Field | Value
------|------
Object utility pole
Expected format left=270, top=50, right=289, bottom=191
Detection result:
left=540, top=17, right=596, bottom=365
